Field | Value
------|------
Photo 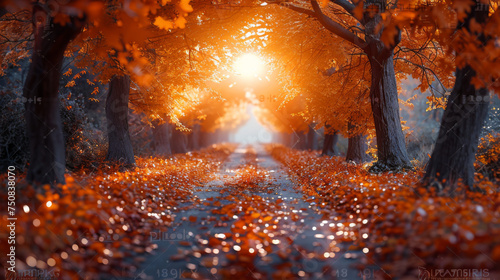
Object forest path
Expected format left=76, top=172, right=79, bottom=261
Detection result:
left=118, top=145, right=366, bottom=280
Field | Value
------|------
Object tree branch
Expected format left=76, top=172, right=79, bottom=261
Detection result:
left=280, top=2, right=316, bottom=17
left=330, top=0, right=355, bottom=16
left=394, top=57, right=451, bottom=94
left=332, top=0, right=365, bottom=24
left=273, top=0, right=366, bottom=49
left=310, top=0, right=366, bottom=49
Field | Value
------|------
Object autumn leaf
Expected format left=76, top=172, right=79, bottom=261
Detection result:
left=154, top=16, right=174, bottom=30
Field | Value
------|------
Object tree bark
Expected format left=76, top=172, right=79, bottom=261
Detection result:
left=24, top=13, right=83, bottom=185
left=152, top=117, right=172, bottom=157
left=306, top=123, right=319, bottom=150
left=106, top=75, right=135, bottom=166
left=367, top=50, right=412, bottom=171
left=423, top=67, right=489, bottom=189
left=322, top=130, right=339, bottom=156
left=346, top=134, right=368, bottom=163
left=423, top=0, right=489, bottom=190
left=171, top=127, right=188, bottom=154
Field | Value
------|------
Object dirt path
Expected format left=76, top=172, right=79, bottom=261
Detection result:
left=116, top=145, right=365, bottom=280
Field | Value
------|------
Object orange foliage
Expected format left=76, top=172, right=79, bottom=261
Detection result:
left=377, top=0, right=500, bottom=93
left=0, top=144, right=235, bottom=279
left=245, top=2, right=455, bottom=139
left=269, top=144, right=500, bottom=278
left=476, top=132, right=500, bottom=180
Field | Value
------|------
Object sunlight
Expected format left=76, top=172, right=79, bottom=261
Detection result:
left=233, top=53, right=264, bottom=78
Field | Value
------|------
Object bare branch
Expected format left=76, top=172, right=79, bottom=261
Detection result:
left=272, top=0, right=366, bottom=49
left=310, top=0, right=366, bottom=49
left=330, top=0, right=355, bottom=16
left=394, top=57, right=450, bottom=94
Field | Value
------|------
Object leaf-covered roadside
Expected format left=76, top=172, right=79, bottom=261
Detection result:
left=164, top=147, right=344, bottom=279
left=0, top=144, right=236, bottom=280
left=267, top=144, right=500, bottom=278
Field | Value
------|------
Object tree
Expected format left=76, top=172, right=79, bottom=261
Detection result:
left=256, top=10, right=373, bottom=160
left=249, top=0, right=454, bottom=169
left=105, top=75, right=135, bottom=166
left=355, top=0, right=500, bottom=189
left=321, top=124, right=339, bottom=156
left=152, top=115, right=173, bottom=157
left=423, top=0, right=493, bottom=190
left=265, top=0, right=411, bottom=171
left=124, top=1, right=264, bottom=154
left=22, top=5, right=86, bottom=184
left=322, top=131, right=340, bottom=155
left=1, top=0, right=192, bottom=184
left=346, top=121, right=369, bottom=162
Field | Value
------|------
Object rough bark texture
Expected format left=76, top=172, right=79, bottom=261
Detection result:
left=24, top=14, right=83, bottom=185
left=322, top=130, right=339, bottom=156
left=367, top=50, right=412, bottom=171
left=171, top=128, right=188, bottom=154
left=423, top=66, right=489, bottom=188
left=346, top=134, right=368, bottom=163
left=152, top=118, right=172, bottom=157
left=423, top=0, right=489, bottom=190
left=106, top=75, right=135, bottom=166
left=356, top=0, right=412, bottom=171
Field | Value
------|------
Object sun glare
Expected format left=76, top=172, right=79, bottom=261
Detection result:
left=234, top=53, right=264, bottom=78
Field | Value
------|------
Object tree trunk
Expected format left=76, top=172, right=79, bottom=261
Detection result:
left=188, top=124, right=201, bottom=151
left=346, top=134, right=368, bottom=163
left=106, top=75, right=135, bottom=166
left=171, top=127, right=188, bottom=154
left=199, top=130, right=211, bottom=148
left=322, top=130, right=339, bottom=156
left=423, top=0, right=489, bottom=191
left=367, top=52, right=412, bottom=171
left=152, top=117, right=172, bottom=157
left=423, top=67, right=489, bottom=189
left=24, top=14, right=83, bottom=185
left=306, top=123, right=318, bottom=150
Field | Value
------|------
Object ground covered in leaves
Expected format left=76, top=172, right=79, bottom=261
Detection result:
left=146, top=146, right=354, bottom=279
left=2, top=143, right=499, bottom=280
left=0, top=144, right=236, bottom=280
left=268, top=144, right=500, bottom=279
